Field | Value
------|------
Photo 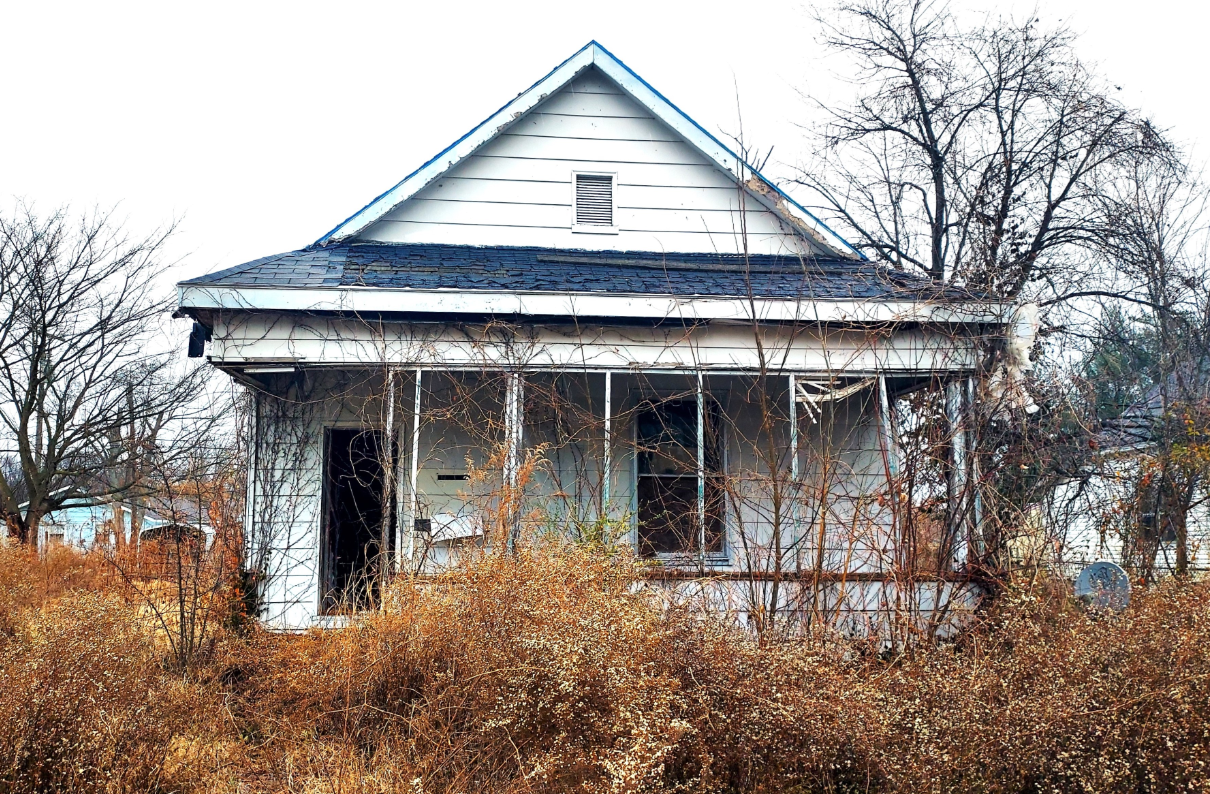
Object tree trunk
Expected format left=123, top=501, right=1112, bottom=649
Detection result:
left=22, top=510, right=42, bottom=548
left=5, top=513, right=28, bottom=545
left=111, top=503, right=125, bottom=550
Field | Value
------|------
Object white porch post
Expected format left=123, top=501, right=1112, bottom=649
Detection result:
left=504, top=371, right=524, bottom=550
left=696, top=370, right=706, bottom=560
left=789, top=373, right=799, bottom=566
left=603, top=371, right=612, bottom=511
left=877, top=375, right=898, bottom=478
left=246, top=391, right=259, bottom=577
left=384, top=368, right=396, bottom=581
left=407, top=369, right=422, bottom=566
left=789, top=373, right=798, bottom=481
left=877, top=376, right=901, bottom=571
left=947, top=378, right=969, bottom=569
left=967, top=376, right=982, bottom=555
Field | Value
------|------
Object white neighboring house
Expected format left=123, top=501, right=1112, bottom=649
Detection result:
left=176, top=42, right=1013, bottom=630
left=1043, top=384, right=1210, bottom=579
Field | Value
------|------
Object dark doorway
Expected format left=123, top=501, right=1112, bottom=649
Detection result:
left=322, top=427, right=393, bottom=613
left=635, top=399, right=724, bottom=557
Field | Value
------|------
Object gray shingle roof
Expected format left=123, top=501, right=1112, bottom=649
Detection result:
left=181, top=243, right=970, bottom=301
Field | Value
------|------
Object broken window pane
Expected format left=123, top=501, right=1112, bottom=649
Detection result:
left=635, top=399, right=724, bottom=557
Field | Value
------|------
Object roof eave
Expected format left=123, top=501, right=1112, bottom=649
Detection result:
left=177, top=282, right=1012, bottom=325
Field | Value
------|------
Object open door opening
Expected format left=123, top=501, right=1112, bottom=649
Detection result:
left=322, top=427, right=393, bottom=613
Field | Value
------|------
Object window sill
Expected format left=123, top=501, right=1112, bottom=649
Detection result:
left=649, top=553, right=731, bottom=569
left=571, top=224, right=619, bottom=235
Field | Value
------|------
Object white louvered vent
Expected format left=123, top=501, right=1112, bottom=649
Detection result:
left=574, top=173, right=615, bottom=230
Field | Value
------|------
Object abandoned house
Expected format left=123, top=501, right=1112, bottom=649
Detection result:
left=176, top=42, right=1013, bottom=631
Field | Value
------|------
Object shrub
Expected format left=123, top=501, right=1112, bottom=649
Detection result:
left=0, top=592, right=183, bottom=793
left=1, top=543, right=1209, bottom=792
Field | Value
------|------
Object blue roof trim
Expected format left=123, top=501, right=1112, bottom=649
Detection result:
left=316, top=43, right=597, bottom=245
left=589, top=41, right=864, bottom=261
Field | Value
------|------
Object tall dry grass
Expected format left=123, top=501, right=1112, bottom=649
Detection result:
left=0, top=542, right=1207, bottom=792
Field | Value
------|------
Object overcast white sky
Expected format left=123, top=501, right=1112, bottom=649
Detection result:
left=1, top=0, right=1205, bottom=286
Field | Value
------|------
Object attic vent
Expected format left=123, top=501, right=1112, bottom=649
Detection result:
left=573, top=172, right=616, bottom=232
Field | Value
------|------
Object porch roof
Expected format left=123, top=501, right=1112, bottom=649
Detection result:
left=180, top=242, right=975, bottom=302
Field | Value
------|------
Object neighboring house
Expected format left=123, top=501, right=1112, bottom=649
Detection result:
left=34, top=499, right=125, bottom=551
left=34, top=493, right=213, bottom=553
left=1047, top=380, right=1210, bottom=578
left=176, top=42, right=1012, bottom=630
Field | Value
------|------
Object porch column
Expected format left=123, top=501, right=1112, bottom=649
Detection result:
left=696, top=370, right=706, bottom=559
left=383, top=368, right=396, bottom=583
left=789, top=373, right=798, bottom=481
left=877, top=375, right=900, bottom=551
left=967, top=376, right=982, bottom=555
left=946, top=378, right=969, bottom=569
left=504, top=371, right=524, bottom=550
left=407, top=369, right=423, bottom=565
left=603, top=371, right=612, bottom=511
left=246, top=391, right=259, bottom=575
left=877, top=375, right=898, bottom=478
left=789, top=373, right=799, bottom=565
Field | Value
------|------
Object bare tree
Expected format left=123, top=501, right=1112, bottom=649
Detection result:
left=111, top=413, right=246, bottom=670
left=1085, top=157, right=1210, bottom=578
left=0, top=204, right=207, bottom=545
left=797, top=0, right=1168, bottom=298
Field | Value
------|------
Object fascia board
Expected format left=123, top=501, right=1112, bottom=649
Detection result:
left=316, top=44, right=597, bottom=244
left=179, top=284, right=1009, bottom=325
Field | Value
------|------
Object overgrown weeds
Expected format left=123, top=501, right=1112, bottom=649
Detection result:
left=0, top=544, right=1207, bottom=792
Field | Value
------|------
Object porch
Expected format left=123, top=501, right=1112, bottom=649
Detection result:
left=242, top=362, right=981, bottom=630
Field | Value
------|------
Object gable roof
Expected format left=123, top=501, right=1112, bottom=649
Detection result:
left=316, top=41, right=860, bottom=259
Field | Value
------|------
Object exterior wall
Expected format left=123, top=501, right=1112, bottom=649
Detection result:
left=247, top=368, right=950, bottom=631
left=1044, top=457, right=1210, bottom=578
left=359, top=67, right=819, bottom=256
left=37, top=504, right=123, bottom=551
left=36, top=503, right=182, bottom=552
left=248, top=386, right=326, bottom=630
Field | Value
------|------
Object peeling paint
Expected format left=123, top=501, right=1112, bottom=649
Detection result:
left=745, top=176, right=853, bottom=258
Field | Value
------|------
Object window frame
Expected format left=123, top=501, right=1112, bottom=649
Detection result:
left=631, top=394, right=728, bottom=563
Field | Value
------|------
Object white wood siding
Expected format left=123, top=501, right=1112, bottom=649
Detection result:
left=208, top=316, right=981, bottom=374
left=358, top=67, right=819, bottom=256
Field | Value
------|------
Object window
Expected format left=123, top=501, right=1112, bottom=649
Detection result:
left=321, top=427, right=394, bottom=613
left=635, top=399, right=724, bottom=557
left=572, top=172, right=617, bottom=233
